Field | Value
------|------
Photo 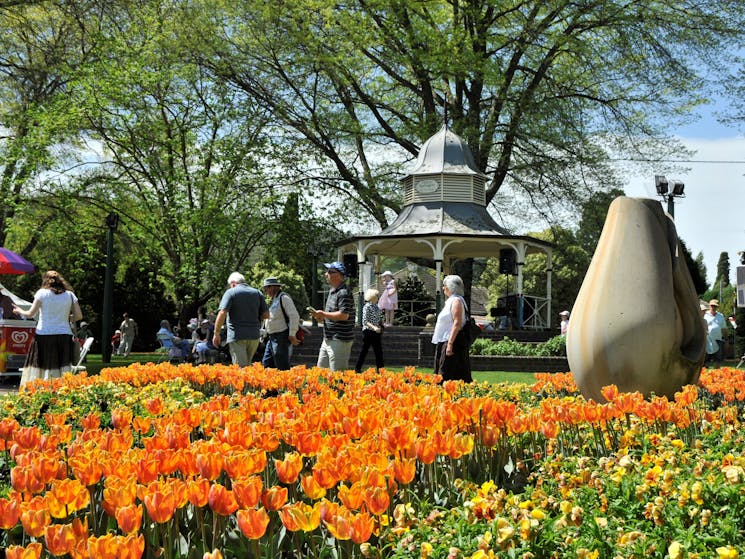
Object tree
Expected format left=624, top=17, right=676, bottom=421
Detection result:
left=0, top=0, right=97, bottom=251
left=189, top=0, right=744, bottom=229
left=66, top=0, right=281, bottom=326
left=681, top=241, right=708, bottom=296
left=576, top=188, right=626, bottom=256
left=715, top=251, right=731, bottom=288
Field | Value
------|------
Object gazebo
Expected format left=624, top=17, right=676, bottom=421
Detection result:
left=336, top=125, right=554, bottom=329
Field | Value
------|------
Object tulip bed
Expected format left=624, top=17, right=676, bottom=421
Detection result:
left=1, top=363, right=745, bottom=559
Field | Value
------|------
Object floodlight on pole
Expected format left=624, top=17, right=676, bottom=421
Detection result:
left=654, top=175, right=684, bottom=218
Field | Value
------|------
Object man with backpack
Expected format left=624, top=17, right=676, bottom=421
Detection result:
left=261, top=277, right=301, bottom=370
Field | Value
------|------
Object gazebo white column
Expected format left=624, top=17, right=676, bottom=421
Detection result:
left=545, top=251, right=553, bottom=329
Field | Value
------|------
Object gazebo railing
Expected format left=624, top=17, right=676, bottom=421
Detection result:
left=521, top=294, right=549, bottom=330
left=395, top=298, right=436, bottom=326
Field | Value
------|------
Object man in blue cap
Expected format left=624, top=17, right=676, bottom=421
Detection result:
left=309, top=261, right=355, bottom=370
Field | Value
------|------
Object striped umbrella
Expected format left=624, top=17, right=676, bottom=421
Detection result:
left=0, top=247, right=35, bottom=274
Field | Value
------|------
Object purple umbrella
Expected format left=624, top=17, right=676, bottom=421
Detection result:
left=0, top=247, right=35, bottom=274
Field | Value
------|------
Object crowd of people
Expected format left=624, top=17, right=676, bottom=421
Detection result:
left=11, top=262, right=744, bottom=389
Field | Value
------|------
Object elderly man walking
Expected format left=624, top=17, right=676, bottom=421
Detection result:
left=261, top=277, right=301, bottom=370
left=213, top=272, right=269, bottom=367
left=309, top=261, right=356, bottom=371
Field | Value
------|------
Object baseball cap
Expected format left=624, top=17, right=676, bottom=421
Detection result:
left=323, top=261, right=346, bottom=275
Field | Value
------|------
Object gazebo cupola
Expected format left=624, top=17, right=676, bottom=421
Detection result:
left=401, top=124, right=487, bottom=206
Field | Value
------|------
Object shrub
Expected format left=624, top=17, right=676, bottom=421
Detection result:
left=471, top=335, right=566, bottom=356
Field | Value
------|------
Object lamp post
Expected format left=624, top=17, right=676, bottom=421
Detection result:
left=655, top=175, right=685, bottom=218
left=307, top=245, right=320, bottom=327
left=101, top=212, right=118, bottom=363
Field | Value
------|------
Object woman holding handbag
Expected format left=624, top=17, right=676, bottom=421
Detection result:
left=355, top=288, right=385, bottom=374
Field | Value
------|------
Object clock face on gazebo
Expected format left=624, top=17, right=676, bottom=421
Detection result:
left=415, top=178, right=439, bottom=194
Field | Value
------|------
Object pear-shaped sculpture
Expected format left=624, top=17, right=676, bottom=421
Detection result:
left=567, top=197, right=705, bottom=402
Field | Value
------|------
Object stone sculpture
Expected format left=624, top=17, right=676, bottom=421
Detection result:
left=566, top=197, right=706, bottom=402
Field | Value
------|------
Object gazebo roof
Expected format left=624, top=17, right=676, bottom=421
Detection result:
left=402, top=124, right=487, bottom=180
left=380, top=201, right=509, bottom=236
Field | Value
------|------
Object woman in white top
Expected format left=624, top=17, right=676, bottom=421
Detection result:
left=13, top=270, right=83, bottom=386
left=431, top=274, right=472, bottom=382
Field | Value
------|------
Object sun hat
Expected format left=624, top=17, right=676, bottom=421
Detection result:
left=262, top=277, right=282, bottom=288
left=559, top=310, right=569, bottom=316
left=323, top=262, right=346, bottom=275
left=709, top=299, right=719, bottom=307
left=381, top=270, right=393, bottom=277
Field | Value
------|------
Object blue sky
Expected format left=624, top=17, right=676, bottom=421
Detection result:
left=622, top=101, right=745, bottom=288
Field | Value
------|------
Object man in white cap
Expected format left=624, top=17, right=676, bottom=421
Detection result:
left=261, top=277, right=300, bottom=370
left=559, top=310, right=570, bottom=336
left=309, top=261, right=355, bottom=370
left=704, top=299, right=726, bottom=366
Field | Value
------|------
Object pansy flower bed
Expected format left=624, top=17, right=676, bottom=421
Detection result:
left=1, top=363, right=745, bottom=558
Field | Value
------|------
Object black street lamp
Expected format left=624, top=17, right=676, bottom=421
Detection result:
left=655, top=175, right=685, bottom=218
left=101, top=213, right=118, bottom=363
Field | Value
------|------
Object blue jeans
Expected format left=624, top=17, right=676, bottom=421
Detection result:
left=262, top=330, right=291, bottom=370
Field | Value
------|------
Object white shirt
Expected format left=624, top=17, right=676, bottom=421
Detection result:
left=33, top=289, right=77, bottom=335
left=431, top=295, right=466, bottom=344
left=265, top=293, right=300, bottom=335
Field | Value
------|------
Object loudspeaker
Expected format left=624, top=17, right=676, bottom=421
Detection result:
left=499, top=249, right=516, bottom=275
left=342, top=254, right=358, bottom=278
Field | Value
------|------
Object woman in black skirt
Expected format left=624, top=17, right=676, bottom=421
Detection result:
left=431, top=274, right=472, bottom=383
left=13, top=270, right=83, bottom=386
left=355, top=288, right=384, bottom=374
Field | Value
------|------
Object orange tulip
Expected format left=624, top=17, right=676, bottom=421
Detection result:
left=350, top=511, right=375, bottom=544
left=232, top=476, right=263, bottom=509
left=261, top=485, right=288, bottom=511
left=13, top=426, right=42, bottom=452
left=187, top=477, right=211, bottom=507
left=301, top=474, right=326, bottom=500
left=10, top=466, right=44, bottom=495
left=312, top=464, right=338, bottom=489
left=31, top=451, right=64, bottom=485
left=449, top=433, right=475, bottom=459
left=203, top=550, right=224, bottom=559
left=103, top=477, right=137, bottom=509
left=209, top=483, right=239, bottom=516
left=279, top=501, right=321, bottom=532
left=115, top=503, right=143, bottom=533
left=274, top=452, right=303, bottom=484
left=46, top=478, right=90, bottom=519
left=414, top=438, right=437, bottom=465
left=295, top=431, right=322, bottom=455
left=80, top=413, right=100, bottom=430
left=338, top=482, right=365, bottom=511
left=381, top=424, right=416, bottom=454
left=44, top=522, right=77, bottom=557
left=132, top=415, right=153, bottom=434
left=111, top=408, right=133, bottom=429
left=0, top=495, right=20, bottom=529
left=135, top=457, right=160, bottom=484
left=196, top=452, right=224, bottom=481
left=600, top=384, right=619, bottom=402
left=20, top=505, right=51, bottom=538
left=236, top=507, right=270, bottom=539
left=4, top=543, right=42, bottom=559
left=392, top=458, right=416, bottom=485
left=142, top=484, right=177, bottom=523
left=145, top=397, right=165, bottom=415
left=87, top=533, right=144, bottom=559
left=69, top=454, right=104, bottom=487
left=364, top=486, right=390, bottom=515
left=324, top=508, right=353, bottom=540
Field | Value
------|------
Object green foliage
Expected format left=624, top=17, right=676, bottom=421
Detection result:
left=471, top=335, right=566, bottom=357
left=716, top=251, right=732, bottom=288
left=244, top=260, right=310, bottom=318
left=681, top=240, right=709, bottom=295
